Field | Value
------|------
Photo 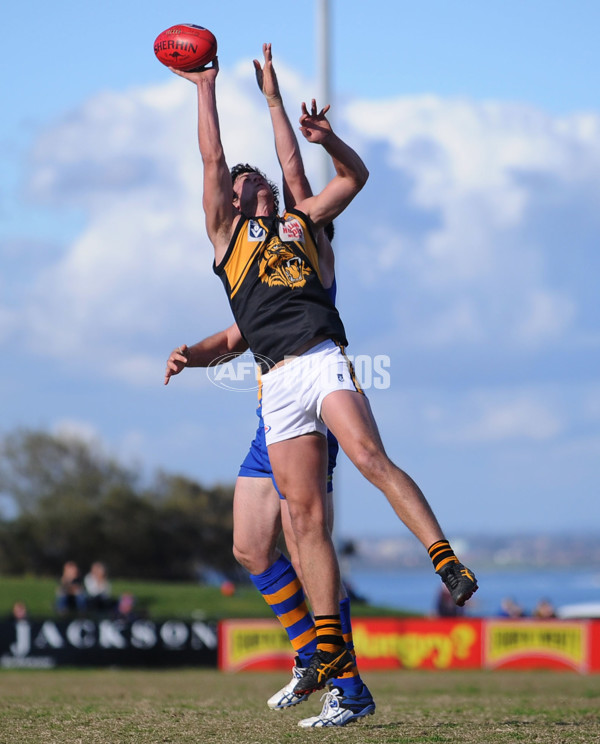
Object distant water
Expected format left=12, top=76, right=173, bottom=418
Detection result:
left=347, top=565, right=600, bottom=617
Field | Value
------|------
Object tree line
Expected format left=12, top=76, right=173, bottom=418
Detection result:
left=0, top=429, right=240, bottom=580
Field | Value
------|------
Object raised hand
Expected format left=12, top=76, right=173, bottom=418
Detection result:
left=299, top=99, right=332, bottom=144
left=169, top=56, right=219, bottom=84
left=253, top=43, right=281, bottom=104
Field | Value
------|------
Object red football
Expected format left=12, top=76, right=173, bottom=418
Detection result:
left=154, top=24, right=217, bottom=71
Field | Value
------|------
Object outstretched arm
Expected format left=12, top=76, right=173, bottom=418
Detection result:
left=164, top=323, right=248, bottom=385
left=295, top=100, right=369, bottom=230
left=170, top=60, right=236, bottom=264
left=254, top=43, right=312, bottom=207
left=254, top=44, right=335, bottom=284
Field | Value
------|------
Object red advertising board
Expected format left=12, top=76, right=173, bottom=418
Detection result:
left=218, top=618, right=297, bottom=672
left=350, top=618, right=482, bottom=670
left=589, top=621, right=600, bottom=672
left=218, top=618, right=482, bottom=672
left=219, top=618, right=600, bottom=674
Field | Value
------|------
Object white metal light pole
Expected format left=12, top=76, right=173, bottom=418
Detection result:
left=317, top=0, right=345, bottom=552
left=317, top=0, right=333, bottom=189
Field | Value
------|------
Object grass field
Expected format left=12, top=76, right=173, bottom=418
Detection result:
left=0, top=668, right=599, bottom=743
left=0, top=576, right=402, bottom=620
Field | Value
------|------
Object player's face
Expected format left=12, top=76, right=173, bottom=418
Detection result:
left=233, top=172, right=274, bottom=210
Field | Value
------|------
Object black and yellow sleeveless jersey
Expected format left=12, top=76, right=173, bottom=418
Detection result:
left=213, top=209, right=347, bottom=370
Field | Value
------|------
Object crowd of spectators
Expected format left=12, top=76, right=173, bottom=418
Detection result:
left=497, top=596, right=557, bottom=618
left=54, top=560, right=137, bottom=619
left=433, top=586, right=558, bottom=619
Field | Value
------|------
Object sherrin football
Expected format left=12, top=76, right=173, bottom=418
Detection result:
left=154, top=24, right=217, bottom=71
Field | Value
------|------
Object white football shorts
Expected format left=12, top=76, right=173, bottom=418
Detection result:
left=261, top=339, right=363, bottom=446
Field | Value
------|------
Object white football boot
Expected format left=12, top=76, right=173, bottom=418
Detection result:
left=267, top=658, right=310, bottom=710
left=298, top=685, right=376, bottom=728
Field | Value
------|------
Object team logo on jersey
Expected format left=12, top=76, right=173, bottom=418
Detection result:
left=248, top=220, right=267, bottom=241
left=279, top=218, right=304, bottom=242
left=258, top=237, right=311, bottom=288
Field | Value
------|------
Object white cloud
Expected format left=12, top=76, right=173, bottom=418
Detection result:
left=52, top=418, right=104, bottom=449
left=343, top=95, right=600, bottom=350
left=416, top=298, right=484, bottom=345
left=0, top=305, right=16, bottom=343
left=428, top=389, right=563, bottom=443
left=460, top=397, right=562, bottom=442
left=515, top=289, right=576, bottom=345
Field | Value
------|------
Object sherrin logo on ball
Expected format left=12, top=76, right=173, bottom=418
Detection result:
left=154, top=24, right=217, bottom=71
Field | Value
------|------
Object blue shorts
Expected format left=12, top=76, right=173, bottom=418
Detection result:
left=238, top=405, right=339, bottom=497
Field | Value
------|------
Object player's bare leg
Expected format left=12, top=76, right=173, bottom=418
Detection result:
left=269, top=432, right=354, bottom=693
left=281, top=492, right=346, bottom=600
left=321, top=390, right=478, bottom=606
left=233, top=476, right=317, bottom=708
left=233, top=476, right=282, bottom=574
left=268, top=433, right=339, bottom=615
left=321, top=390, right=445, bottom=545
left=280, top=491, right=375, bottom=727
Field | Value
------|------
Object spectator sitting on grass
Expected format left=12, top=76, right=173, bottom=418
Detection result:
left=84, top=561, right=116, bottom=614
left=115, top=592, right=138, bottom=621
left=10, top=601, right=28, bottom=621
left=56, top=560, right=86, bottom=615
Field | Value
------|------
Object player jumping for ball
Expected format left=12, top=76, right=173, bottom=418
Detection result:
left=166, top=44, right=376, bottom=728
left=169, top=43, right=478, bottom=699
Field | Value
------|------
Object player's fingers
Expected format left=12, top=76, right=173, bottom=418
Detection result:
left=319, top=104, right=331, bottom=116
left=311, top=99, right=317, bottom=115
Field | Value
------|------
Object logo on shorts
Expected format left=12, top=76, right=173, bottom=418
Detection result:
left=337, top=374, right=344, bottom=382
left=206, top=352, right=274, bottom=392
left=264, top=424, right=271, bottom=434
left=248, top=220, right=267, bottom=241
left=259, top=237, right=311, bottom=289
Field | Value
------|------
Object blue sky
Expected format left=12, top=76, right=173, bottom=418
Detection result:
left=2, top=0, right=599, bottom=539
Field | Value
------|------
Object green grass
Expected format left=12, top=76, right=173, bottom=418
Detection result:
left=0, top=575, right=406, bottom=620
left=0, top=669, right=598, bottom=743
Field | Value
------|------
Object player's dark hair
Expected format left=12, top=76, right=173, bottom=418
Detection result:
left=230, top=163, right=280, bottom=214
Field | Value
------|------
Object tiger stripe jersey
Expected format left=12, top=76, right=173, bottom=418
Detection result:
left=213, top=209, right=347, bottom=371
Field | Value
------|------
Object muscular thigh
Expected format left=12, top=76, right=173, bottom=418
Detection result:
left=320, top=389, right=385, bottom=460
left=268, top=433, right=328, bottom=525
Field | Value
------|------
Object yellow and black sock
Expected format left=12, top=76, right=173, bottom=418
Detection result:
left=428, top=539, right=459, bottom=572
left=314, top=614, right=345, bottom=654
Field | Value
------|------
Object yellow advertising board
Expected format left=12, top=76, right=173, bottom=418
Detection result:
left=485, top=620, right=588, bottom=671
